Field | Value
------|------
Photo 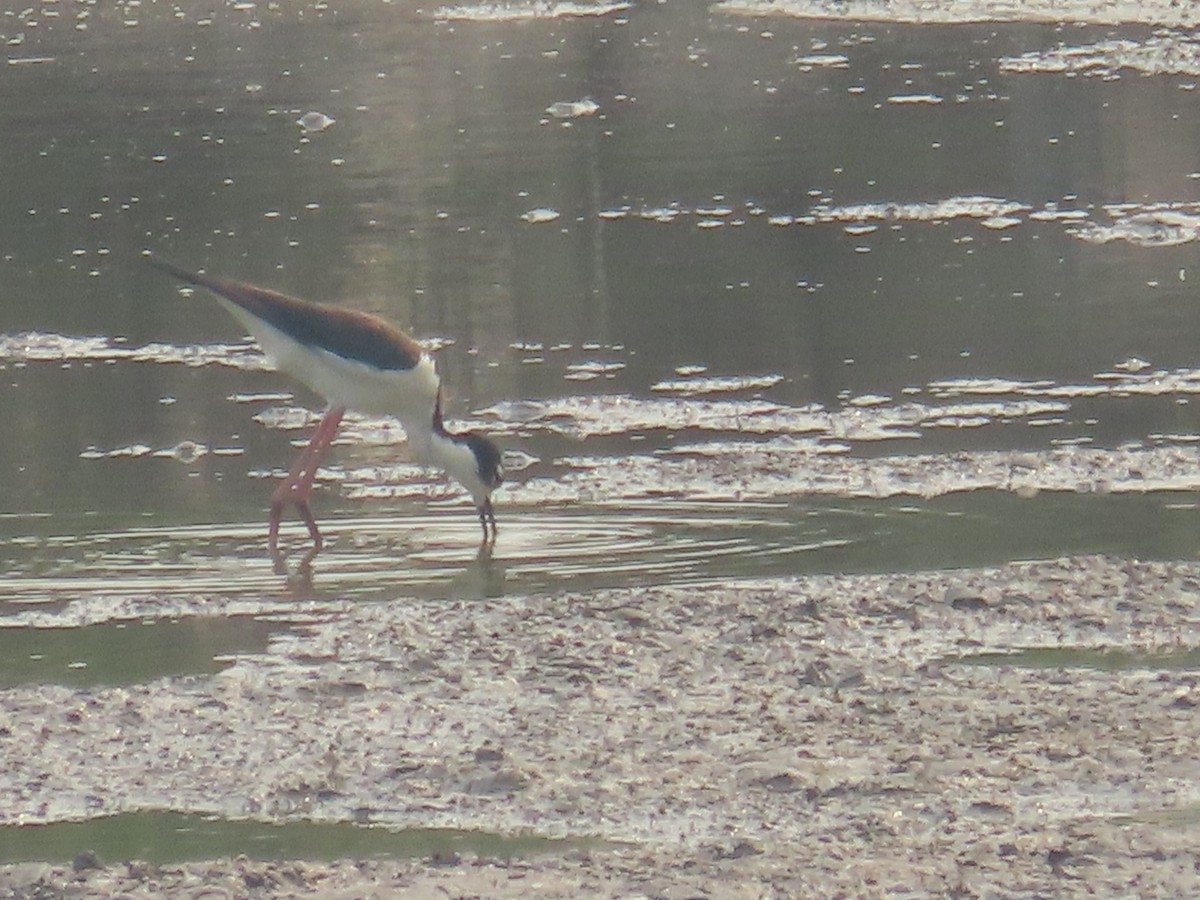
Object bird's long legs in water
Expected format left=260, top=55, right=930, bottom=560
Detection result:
left=269, top=406, right=346, bottom=558
left=478, top=498, right=497, bottom=545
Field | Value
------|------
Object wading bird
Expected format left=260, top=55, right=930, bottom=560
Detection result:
left=155, top=261, right=503, bottom=556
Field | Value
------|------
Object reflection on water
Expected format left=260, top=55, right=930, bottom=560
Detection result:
left=4, top=493, right=1198, bottom=617
left=3, top=505, right=842, bottom=610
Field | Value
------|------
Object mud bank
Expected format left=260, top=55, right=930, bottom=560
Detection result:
left=4, top=555, right=1200, bottom=896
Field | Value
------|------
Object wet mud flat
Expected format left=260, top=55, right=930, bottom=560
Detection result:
left=4, top=554, right=1200, bottom=897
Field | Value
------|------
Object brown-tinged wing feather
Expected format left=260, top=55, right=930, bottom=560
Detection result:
left=153, top=259, right=423, bottom=371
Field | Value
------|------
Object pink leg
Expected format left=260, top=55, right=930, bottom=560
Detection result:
left=268, top=406, right=346, bottom=556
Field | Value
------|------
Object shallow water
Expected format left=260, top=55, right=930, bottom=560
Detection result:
left=0, top=812, right=582, bottom=865
left=4, top=492, right=1198, bottom=614
left=0, top=617, right=278, bottom=689
left=949, top=646, right=1200, bottom=670
left=4, top=0, right=1200, bottom=864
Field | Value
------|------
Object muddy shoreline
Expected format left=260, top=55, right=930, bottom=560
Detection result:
left=4, top=554, right=1200, bottom=896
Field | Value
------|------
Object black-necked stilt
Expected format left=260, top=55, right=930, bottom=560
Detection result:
left=154, top=260, right=503, bottom=555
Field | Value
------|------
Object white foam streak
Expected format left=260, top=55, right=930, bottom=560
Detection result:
left=531, top=440, right=1200, bottom=503
left=714, top=0, right=1200, bottom=26
left=434, top=1, right=630, bottom=21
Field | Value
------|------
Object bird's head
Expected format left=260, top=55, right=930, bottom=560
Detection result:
left=444, top=430, right=503, bottom=541
left=430, top=389, right=503, bottom=539
left=461, top=432, right=505, bottom=495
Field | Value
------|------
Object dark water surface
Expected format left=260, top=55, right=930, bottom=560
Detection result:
left=3, top=0, right=1200, bottom=862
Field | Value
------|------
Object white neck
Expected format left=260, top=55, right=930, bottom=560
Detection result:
left=408, top=424, right=488, bottom=504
